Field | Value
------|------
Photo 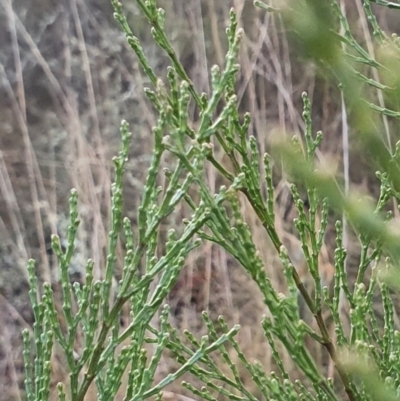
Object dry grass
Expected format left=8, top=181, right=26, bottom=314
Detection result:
left=0, top=0, right=399, bottom=400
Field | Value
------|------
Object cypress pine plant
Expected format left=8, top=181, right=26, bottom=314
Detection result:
left=22, top=1, right=400, bottom=400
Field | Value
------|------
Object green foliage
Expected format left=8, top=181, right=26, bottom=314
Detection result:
left=22, top=0, right=400, bottom=400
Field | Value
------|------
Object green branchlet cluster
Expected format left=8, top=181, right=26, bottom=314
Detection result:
left=23, top=0, right=400, bottom=401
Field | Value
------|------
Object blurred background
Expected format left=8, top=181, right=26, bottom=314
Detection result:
left=1, top=0, right=400, bottom=400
